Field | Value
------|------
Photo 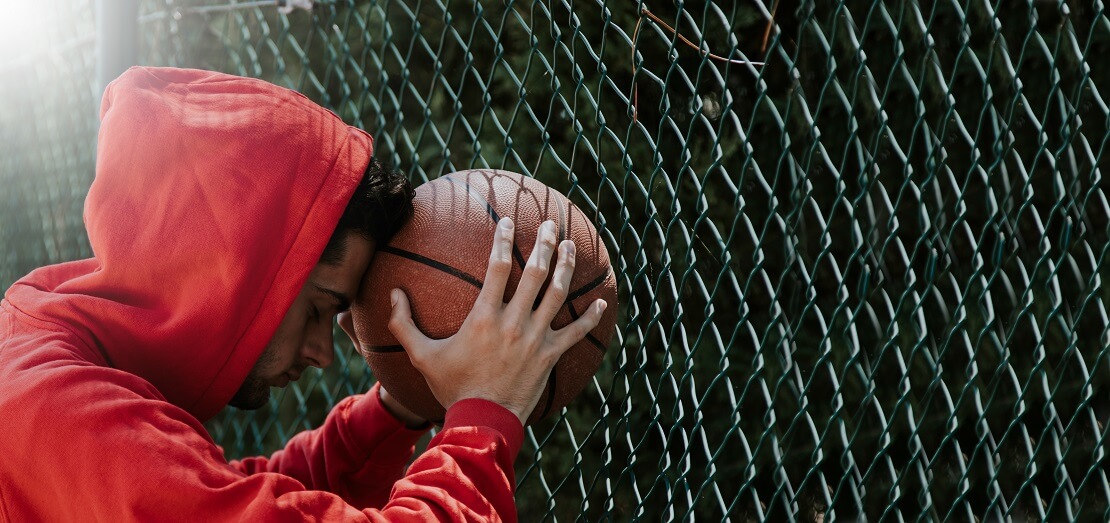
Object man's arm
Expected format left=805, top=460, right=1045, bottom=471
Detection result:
left=12, top=366, right=520, bottom=522
left=228, top=383, right=431, bottom=509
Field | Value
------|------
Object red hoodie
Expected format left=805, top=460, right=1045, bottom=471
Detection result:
left=0, top=67, right=522, bottom=521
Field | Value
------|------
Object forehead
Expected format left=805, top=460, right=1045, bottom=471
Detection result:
left=311, top=234, right=375, bottom=293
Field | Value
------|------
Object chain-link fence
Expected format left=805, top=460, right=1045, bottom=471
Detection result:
left=2, top=0, right=1109, bottom=519
left=0, top=0, right=97, bottom=288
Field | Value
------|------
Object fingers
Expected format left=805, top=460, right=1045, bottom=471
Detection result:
left=534, top=240, right=575, bottom=322
left=510, top=220, right=557, bottom=313
left=387, top=288, right=430, bottom=353
left=551, top=298, right=607, bottom=352
left=476, top=217, right=516, bottom=309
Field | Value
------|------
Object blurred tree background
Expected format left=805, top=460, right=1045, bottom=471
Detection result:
left=2, top=0, right=1108, bottom=519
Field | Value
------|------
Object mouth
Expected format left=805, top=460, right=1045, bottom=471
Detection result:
left=274, top=374, right=290, bottom=388
left=273, top=369, right=305, bottom=389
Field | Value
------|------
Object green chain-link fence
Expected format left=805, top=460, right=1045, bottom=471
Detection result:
left=0, top=1, right=97, bottom=289
left=2, top=0, right=1109, bottom=519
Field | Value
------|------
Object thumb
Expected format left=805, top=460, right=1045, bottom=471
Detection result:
left=387, top=288, right=428, bottom=352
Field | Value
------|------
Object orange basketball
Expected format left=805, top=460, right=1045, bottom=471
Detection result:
left=351, top=169, right=618, bottom=425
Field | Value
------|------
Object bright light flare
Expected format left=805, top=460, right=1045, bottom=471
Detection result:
left=0, top=0, right=80, bottom=66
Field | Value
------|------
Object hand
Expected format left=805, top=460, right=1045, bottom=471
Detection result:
left=339, top=311, right=429, bottom=429
left=388, top=217, right=607, bottom=425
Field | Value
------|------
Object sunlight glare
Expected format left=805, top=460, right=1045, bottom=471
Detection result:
left=0, top=0, right=67, bottom=62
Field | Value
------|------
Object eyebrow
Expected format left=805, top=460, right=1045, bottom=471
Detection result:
left=313, top=284, right=352, bottom=313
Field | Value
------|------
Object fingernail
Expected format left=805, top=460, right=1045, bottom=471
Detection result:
left=597, top=300, right=607, bottom=313
left=500, top=217, right=514, bottom=230
left=390, top=290, right=399, bottom=307
left=564, top=241, right=576, bottom=257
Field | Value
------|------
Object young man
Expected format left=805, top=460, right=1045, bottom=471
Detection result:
left=0, top=67, right=605, bottom=520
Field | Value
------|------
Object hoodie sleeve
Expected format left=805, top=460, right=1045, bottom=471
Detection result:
left=228, top=383, right=428, bottom=508
left=13, top=365, right=523, bottom=522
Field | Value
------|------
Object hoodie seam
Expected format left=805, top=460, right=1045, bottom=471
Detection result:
left=0, top=300, right=102, bottom=364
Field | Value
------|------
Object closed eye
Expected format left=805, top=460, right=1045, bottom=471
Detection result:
left=312, top=284, right=352, bottom=314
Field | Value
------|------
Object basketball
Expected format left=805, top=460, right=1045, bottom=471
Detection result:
left=350, top=169, right=618, bottom=425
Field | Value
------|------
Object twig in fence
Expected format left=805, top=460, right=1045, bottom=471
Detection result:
left=631, top=14, right=644, bottom=123
left=761, top=0, right=780, bottom=54
left=631, top=6, right=764, bottom=124
left=640, top=7, right=765, bottom=66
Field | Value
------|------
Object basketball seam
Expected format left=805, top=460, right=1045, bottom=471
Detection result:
left=444, top=174, right=527, bottom=269
left=378, top=245, right=482, bottom=288
left=567, top=302, right=608, bottom=353
left=386, top=174, right=606, bottom=423
left=568, top=267, right=611, bottom=302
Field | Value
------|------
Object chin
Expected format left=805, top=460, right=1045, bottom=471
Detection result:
left=227, top=385, right=271, bottom=410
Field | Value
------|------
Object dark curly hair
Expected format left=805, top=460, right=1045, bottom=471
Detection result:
left=319, top=157, right=414, bottom=264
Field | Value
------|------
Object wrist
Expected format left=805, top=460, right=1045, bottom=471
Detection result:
left=442, top=398, right=525, bottom=457
left=447, top=392, right=531, bottom=426
left=377, top=385, right=431, bottom=430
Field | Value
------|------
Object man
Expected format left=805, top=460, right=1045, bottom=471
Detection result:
left=0, top=67, right=605, bottom=520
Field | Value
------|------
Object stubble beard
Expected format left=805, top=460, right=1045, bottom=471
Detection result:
left=227, top=341, right=280, bottom=410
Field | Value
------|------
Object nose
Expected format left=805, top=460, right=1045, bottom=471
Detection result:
left=338, top=311, right=359, bottom=348
left=302, top=323, right=336, bottom=369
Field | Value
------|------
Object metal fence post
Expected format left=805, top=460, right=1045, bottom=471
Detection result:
left=96, top=0, right=139, bottom=95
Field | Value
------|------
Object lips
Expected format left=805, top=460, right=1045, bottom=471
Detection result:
left=275, top=371, right=302, bottom=388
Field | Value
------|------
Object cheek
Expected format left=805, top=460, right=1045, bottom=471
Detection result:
left=311, top=315, right=334, bottom=339
left=264, top=316, right=309, bottom=373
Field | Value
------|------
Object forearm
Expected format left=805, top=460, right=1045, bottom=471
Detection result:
left=229, top=386, right=522, bottom=518
left=389, top=398, right=524, bottom=521
left=231, top=383, right=428, bottom=508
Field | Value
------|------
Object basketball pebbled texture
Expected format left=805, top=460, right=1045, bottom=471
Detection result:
left=351, top=169, right=618, bottom=425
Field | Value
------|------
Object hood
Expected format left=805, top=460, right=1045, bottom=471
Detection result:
left=3, top=67, right=372, bottom=422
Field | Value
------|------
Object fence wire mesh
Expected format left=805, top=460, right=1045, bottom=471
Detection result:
left=2, top=0, right=1109, bottom=520
left=0, top=0, right=97, bottom=288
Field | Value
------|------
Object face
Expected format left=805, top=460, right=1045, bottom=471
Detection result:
left=228, top=233, right=374, bottom=409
